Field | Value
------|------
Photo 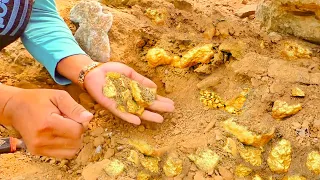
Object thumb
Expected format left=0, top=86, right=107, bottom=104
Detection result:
left=53, top=91, right=93, bottom=129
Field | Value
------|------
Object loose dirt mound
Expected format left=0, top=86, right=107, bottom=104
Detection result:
left=1, top=0, right=320, bottom=179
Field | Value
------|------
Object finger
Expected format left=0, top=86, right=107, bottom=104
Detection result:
left=48, top=113, right=84, bottom=139
left=139, top=110, right=164, bottom=123
left=147, top=100, right=175, bottom=112
left=106, top=102, right=142, bottom=125
left=37, top=148, right=79, bottom=159
left=156, top=95, right=175, bottom=105
left=52, top=91, right=93, bottom=128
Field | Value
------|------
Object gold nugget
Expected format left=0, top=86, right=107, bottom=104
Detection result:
left=222, top=118, right=275, bottom=147
left=253, top=174, right=263, bottom=180
left=137, top=171, right=151, bottom=180
left=281, top=41, right=312, bottom=59
left=141, top=157, right=160, bottom=173
left=282, top=175, right=307, bottom=180
left=188, top=148, right=220, bottom=172
left=102, top=72, right=157, bottom=115
left=177, top=44, right=214, bottom=68
left=267, top=139, right=292, bottom=173
left=223, top=138, right=238, bottom=157
left=239, top=146, right=262, bottom=166
left=306, top=151, right=320, bottom=175
left=146, top=48, right=173, bottom=67
left=163, top=156, right=183, bottom=177
left=291, top=87, right=305, bottom=97
left=128, top=139, right=155, bottom=156
left=235, top=164, right=252, bottom=177
left=272, top=100, right=302, bottom=120
left=103, top=159, right=125, bottom=177
left=145, top=8, right=166, bottom=25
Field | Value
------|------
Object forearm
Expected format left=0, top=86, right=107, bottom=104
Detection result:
left=56, top=55, right=94, bottom=84
left=0, top=84, right=21, bottom=125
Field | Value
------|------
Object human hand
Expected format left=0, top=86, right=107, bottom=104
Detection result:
left=2, top=89, right=93, bottom=159
left=84, top=62, right=175, bottom=125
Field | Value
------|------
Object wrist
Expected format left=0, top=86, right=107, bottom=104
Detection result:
left=0, top=84, right=22, bottom=126
left=56, top=54, right=95, bottom=85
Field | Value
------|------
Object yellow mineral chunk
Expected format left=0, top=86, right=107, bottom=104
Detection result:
left=223, top=138, right=238, bottom=157
left=225, top=88, right=250, bottom=114
left=239, top=146, right=262, bottom=166
left=267, top=139, right=292, bottom=173
left=145, top=8, right=166, bottom=25
left=235, top=164, right=252, bottom=177
left=188, top=148, right=220, bottom=172
left=141, top=157, right=160, bottom=173
left=127, top=150, right=140, bottom=166
left=281, top=41, right=312, bottom=59
left=146, top=48, right=173, bottom=67
left=163, top=156, right=183, bottom=177
left=178, top=44, right=214, bottom=68
left=253, top=174, right=263, bottom=180
left=222, top=118, right=275, bottom=148
left=130, top=81, right=156, bottom=106
left=272, top=100, right=302, bottom=120
left=137, top=171, right=151, bottom=180
left=282, top=175, right=307, bottom=180
left=128, top=139, right=154, bottom=156
left=306, top=151, right=320, bottom=174
left=103, top=77, right=117, bottom=98
left=103, top=159, right=125, bottom=177
left=200, top=89, right=225, bottom=109
left=291, top=87, right=305, bottom=97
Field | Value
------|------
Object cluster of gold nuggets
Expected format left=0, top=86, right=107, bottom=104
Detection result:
left=102, top=72, right=157, bottom=115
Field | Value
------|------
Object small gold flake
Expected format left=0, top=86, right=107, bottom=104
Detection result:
left=306, top=151, right=320, bottom=175
left=235, top=164, right=252, bottom=177
left=267, top=139, right=292, bottom=173
left=291, top=87, right=305, bottom=97
left=188, top=148, right=220, bottom=172
left=239, top=146, right=262, bottom=166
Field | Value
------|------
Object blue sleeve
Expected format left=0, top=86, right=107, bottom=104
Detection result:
left=21, top=0, right=87, bottom=85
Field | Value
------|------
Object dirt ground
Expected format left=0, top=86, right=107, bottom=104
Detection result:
left=1, top=0, right=320, bottom=179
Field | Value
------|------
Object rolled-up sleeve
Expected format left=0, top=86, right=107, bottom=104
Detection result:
left=21, top=0, right=86, bottom=85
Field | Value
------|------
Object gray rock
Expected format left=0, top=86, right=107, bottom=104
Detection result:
left=70, top=1, right=113, bottom=62
left=256, top=0, right=320, bottom=44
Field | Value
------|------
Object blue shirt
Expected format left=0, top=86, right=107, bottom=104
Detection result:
left=21, top=0, right=87, bottom=85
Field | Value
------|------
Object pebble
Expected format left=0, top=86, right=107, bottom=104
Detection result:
left=94, top=136, right=105, bottom=147
left=49, top=159, right=56, bottom=164
left=91, top=127, right=104, bottom=137
left=138, top=125, right=146, bottom=132
left=235, top=4, right=257, bottom=18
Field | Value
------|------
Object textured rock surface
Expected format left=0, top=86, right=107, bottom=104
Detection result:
left=70, top=1, right=113, bottom=62
left=256, top=0, right=320, bottom=44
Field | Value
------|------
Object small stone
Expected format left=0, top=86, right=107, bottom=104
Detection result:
left=138, top=125, right=146, bottom=132
left=82, top=160, right=108, bottom=180
left=104, top=159, right=125, bottom=177
left=91, top=127, right=104, bottom=137
left=49, top=159, right=56, bottom=164
left=104, top=148, right=115, bottom=159
left=218, top=167, right=233, bottom=180
left=268, top=32, right=282, bottom=43
left=292, top=87, right=305, bottom=97
left=76, top=143, right=95, bottom=165
left=235, top=4, right=257, bottom=18
left=93, top=136, right=105, bottom=147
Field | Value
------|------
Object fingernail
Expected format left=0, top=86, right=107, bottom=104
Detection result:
left=80, top=111, right=93, bottom=120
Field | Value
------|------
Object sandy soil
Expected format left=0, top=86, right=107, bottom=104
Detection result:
left=0, top=0, right=320, bottom=179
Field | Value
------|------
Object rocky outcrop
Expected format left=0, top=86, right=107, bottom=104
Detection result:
left=256, top=0, right=320, bottom=44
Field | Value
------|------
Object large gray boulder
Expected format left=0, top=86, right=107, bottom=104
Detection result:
left=256, top=0, right=320, bottom=44
left=70, top=1, right=113, bottom=62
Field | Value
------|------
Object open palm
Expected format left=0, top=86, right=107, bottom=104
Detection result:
left=83, top=62, right=175, bottom=125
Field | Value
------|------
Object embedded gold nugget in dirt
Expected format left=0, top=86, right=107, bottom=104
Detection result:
left=223, top=138, right=238, bottom=157
left=200, top=88, right=249, bottom=114
left=235, top=164, right=252, bottom=177
left=188, top=148, right=220, bottom=172
left=272, top=100, right=302, bottom=120
left=291, top=87, right=305, bottom=97
left=128, top=139, right=155, bottom=156
left=267, top=139, right=292, bottom=173
left=141, top=157, right=160, bottom=173
left=103, top=159, right=125, bottom=177
left=103, top=72, right=156, bottom=115
left=146, top=44, right=215, bottom=68
left=281, top=41, right=312, bottom=59
left=306, top=151, right=320, bottom=175
left=222, top=118, right=275, bottom=148
left=239, top=146, right=263, bottom=166
left=163, top=155, right=183, bottom=177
